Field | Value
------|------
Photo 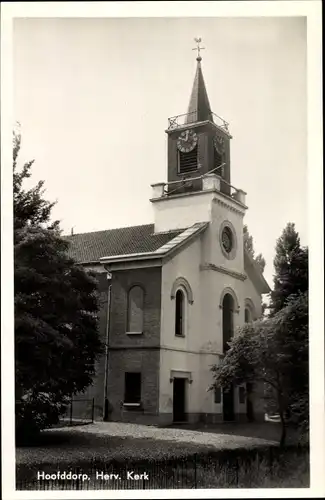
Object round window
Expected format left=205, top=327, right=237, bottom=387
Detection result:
left=221, top=226, right=233, bottom=254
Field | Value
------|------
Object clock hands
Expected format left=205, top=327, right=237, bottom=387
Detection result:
left=180, top=130, right=190, bottom=142
left=177, top=129, right=197, bottom=152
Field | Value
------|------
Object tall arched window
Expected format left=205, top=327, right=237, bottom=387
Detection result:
left=222, top=293, right=234, bottom=353
left=127, top=286, right=144, bottom=333
left=175, top=289, right=185, bottom=337
left=222, top=292, right=235, bottom=421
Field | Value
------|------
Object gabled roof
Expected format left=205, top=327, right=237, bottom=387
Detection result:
left=185, top=58, right=213, bottom=124
left=64, top=222, right=208, bottom=265
left=244, top=249, right=271, bottom=295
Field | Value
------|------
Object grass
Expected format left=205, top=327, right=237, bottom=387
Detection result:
left=17, top=449, right=309, bottom=489
left=196, top=450, right=309, bottom=488
left=16, top=426, right=309, bottom=489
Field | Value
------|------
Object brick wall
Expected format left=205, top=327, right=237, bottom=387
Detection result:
left=109, top=267, right=162, bottom=347
left=106, top=267, right=162, bottom=422
left=107, top=349, right=160, bottom=423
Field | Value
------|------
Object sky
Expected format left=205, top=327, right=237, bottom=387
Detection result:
left=13, top=16, right=307, bottom=288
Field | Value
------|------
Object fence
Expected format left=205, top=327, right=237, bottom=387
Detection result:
left=58, top=397, right=95, bottom=426
left=16, top=446, right=309, bottom=490
left=16, top=455, right=243, bottom=490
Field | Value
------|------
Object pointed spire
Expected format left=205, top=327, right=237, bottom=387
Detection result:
left=186, top=38, right=213, bottom=124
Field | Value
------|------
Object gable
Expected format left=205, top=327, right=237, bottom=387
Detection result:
left=244, top=250, right=271, bottom=295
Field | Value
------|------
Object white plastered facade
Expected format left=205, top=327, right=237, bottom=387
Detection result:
left=154, top=187, right=265, bottom=420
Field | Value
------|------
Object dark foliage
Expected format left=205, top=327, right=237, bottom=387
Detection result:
left=211, top=292, right=308, bottom=447
left=14, top=130, right=102, bottom=440
left=270, top=222, right=308, bottom=315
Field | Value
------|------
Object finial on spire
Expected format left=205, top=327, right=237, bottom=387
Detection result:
left=192, top=37, right=205, bottom=62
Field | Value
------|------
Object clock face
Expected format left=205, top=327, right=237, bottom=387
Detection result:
left=221, top=226, right=233, bottom=254
left=177, top=129, right=198, bottom=153
left=213, top=134, right=225, bottom=154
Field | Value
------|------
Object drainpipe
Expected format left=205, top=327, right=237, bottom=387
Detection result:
left=103, top=269, right=112, bottom=421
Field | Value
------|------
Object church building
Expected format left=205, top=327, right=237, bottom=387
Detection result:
left=66, top=46, right=270, bottom=425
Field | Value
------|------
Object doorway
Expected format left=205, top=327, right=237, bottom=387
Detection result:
left=173, top=378, right=187, bottom=422
left=223, top=386, right=235, bottom=421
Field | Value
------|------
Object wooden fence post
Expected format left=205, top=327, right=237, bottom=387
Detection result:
left=69, top=397, right=73, bottom=426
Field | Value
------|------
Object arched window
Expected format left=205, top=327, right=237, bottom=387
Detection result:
left=244, top=308, right=251, bottom=323
left=175, top=289, right=185, bottom=337
left=244, top=298, right=256, bottom=323
left=222, top=293, right=234, bottom=353
left=127, top=286, right=144, bottom=333
left=221, top=292, right=235, bottom=421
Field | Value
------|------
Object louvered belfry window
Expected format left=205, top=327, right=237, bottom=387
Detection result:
left=178, top=145, right=198, bottom=174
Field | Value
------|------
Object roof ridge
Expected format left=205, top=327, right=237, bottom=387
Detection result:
left=63, top=223, right=154, bottom=238
left=152, top=228, right=187, bottom=235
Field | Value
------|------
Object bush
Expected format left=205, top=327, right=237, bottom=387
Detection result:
left=16, top=392, right=70, bottom=444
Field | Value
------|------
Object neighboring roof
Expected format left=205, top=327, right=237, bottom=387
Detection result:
left=186, top=59, right=213, bottom=124
left=244, top=249, right=271, bottom=295
left=64, top=222, right=208, bottom=265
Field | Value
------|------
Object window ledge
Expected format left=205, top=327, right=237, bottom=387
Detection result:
left=175, top=334, right=186, bottom=338
left=126, top=331, right=143, bottom=335
left=123, top=402, right=143, bottom=411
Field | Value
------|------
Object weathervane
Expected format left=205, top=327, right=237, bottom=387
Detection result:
left=192, top=37, right=205, bottom=61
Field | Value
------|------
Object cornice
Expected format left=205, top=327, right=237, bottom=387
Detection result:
left=212, top=196, right=246, bottom=216
left=200, top=262, right=247, bottom=281
left=108, top=344, right=222, bottom=355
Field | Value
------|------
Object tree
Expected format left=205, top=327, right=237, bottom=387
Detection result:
left=270, top=223, right=308, bottom=315
left=14, top=131, right=102, bottom=439
left=211, top=292, right=308, bottom=447
left=243, top=225, right=266, bottom=273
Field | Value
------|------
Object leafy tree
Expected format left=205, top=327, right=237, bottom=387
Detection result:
left=270, top=223, right=308, bottom=315
left=243, top=225, right=266, bottom=273
left=255, top=253, right=266, bottom=273
left=14, top=131, right=102, bottom=440
left=211, top=292, right=308, bottom=447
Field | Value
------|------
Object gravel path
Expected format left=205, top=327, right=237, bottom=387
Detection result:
left=50, top=421, right=277, bottom=449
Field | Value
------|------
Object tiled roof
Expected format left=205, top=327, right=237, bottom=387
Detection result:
left=64, top=224, right=186, bottom=264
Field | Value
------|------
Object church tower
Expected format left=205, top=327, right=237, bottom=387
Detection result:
left=166, top=41, right=232, bottom=196
left=151, top=39, right=247, bottom=234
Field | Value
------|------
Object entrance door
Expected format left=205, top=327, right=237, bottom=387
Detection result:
left=223, top=385, right=235, bottom=421
left=173, top=378, right=186, bottom=422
